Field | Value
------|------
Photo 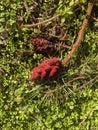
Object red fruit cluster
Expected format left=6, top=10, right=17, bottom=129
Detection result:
left=30, top=36, right=57, bottom=56
left=31, top=37, right=50, bottom=50
left=29, top=58, right=62, bottom=81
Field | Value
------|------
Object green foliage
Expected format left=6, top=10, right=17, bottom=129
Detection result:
left=0, top=0, right=98, bottom=130
left=56, top=0, right=87, bottom=23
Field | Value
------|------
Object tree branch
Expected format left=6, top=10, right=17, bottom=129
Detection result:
left=63, top=0, right=95, bottom=66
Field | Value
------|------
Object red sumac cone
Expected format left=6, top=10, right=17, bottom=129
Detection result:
left=30, top=35, right=58, bottom=56
left=29, top=58, right=62, bottom=81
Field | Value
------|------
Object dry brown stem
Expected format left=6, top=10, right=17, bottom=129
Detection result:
left=22, top=14, right=60, bottom=28
left=63, top=0, right=95, bottom=66
left=43, top=74, right=98, bottom=101
left=56, top=43, right=71, bottom=49
left=60, top=75, right=98, bottom=99
left=68, top=76, right=86, bottom=84
left=23, top=1, right=30, bottom=13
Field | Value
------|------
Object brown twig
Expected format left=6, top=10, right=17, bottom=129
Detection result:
left=91, top=16, right=98, bottom=22
left=60, top=75, right=98, bottom=99
left=23, top=1, right=30, bottom=13
left=74, top=75, right=98, bottom=92
left=32, top=0, right=38, bottom=6
left=63, top=0, right=95, bottom=66
left=22, top=14, right=60, bottom=28
left=43, top=76, right=86, bottom=94
left=56, top=43, right=71, bottom=49
left=0, top=68, right=4, bottom=74
left=45, top=74, right=98, bottom=100
left=68, top=76, right=86, bottom=84
left=44, top=74, right=98, bottom=97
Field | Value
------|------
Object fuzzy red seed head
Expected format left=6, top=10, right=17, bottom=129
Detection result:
left=29, top=57, right=62, bottom=81
left=30, top=36, right=58, bottom=56
left=29, top=67, right=41, bottom=80
left=49, top=66, right=59, bottom=77
left=47, top=58, right=61, bottom=66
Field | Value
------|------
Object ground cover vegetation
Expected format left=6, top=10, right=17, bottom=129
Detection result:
left=0, top=0, right=98, bottom=129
